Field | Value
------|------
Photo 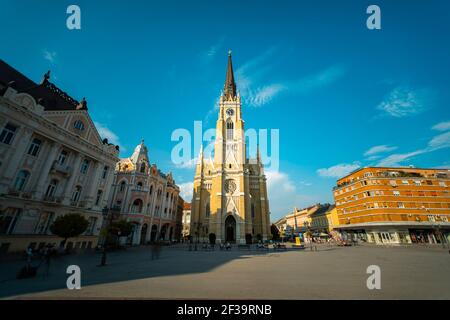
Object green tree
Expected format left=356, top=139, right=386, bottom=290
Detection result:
left=109, top=220, right=133, bottom=237
left=50, top=213, right=89, bottom=248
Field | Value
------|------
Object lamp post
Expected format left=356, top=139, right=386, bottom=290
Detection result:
left=99, top=206, right=117, bottom=267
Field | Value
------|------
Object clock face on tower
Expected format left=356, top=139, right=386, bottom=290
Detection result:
left=226, top=108, right=234, bottom=116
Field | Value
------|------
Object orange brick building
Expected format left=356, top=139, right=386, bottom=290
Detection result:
left=333, top=167, right=450, bottom=245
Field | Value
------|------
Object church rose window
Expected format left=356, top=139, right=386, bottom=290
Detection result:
left=225, top=179, right=236, bottom=194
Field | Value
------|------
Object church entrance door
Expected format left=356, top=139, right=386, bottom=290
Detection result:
left=225, top=215, right=236, bottom=243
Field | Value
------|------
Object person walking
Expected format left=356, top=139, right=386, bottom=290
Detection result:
left=151, top=242, right=161, bottom=260
left=42, top=244, right=53, bottom=277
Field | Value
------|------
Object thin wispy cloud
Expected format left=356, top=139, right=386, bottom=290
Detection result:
left=376, top=86, right=434, bottom=118
left=235, top=48, right=345, bottom=108
left=428, top=131, right=450, bottom=150
left=246, top=84, right=286, bottom=107
left=317, top=162, right=361, bottom=178
left=432, top=120, right=450, bottom=132
left=94, top=121, right=125, bottom=152
left=376, top=150, right=425, bottom=167
left=202, top=37, right=225, bottom=62
left=290, top=65, right=346, bottom=94
left=376, top=121, right=450, bottom=167
left=43, top=49, right=57, bottom=63
left=364, top=145, right=398, bottom=157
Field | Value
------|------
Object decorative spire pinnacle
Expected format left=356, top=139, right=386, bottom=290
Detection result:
left=41, top=70, right=51, bottom=85
left=223, top=50, right=236, bottom=99
left=76, top=97, right=88, bottom=110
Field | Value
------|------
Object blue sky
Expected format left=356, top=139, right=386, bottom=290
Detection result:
left=1, top=0, right=449, bottom=221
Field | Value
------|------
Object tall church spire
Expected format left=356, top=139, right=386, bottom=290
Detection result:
left=223, top=50, right=236, bottom=99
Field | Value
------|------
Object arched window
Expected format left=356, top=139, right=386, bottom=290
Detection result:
left=149, top=185, right=153, bottom=195
left=226, top=120, right=234, bottom=140
left=119, top=181, right=126, bottom=192
left=14, top=170, right=29, bottom=191
left=131, top=199, right=143, bottom=213
left=206, top=203, right=211, bottom=217
left=136, top=181, right=143, bottom=191
left=140, top=162, right=146, bottom=173
left=251, top=202, right=255, bottom=218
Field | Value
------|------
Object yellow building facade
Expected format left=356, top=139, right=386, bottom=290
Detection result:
left=191, top=52, right=270, bottom=244
left=275, top=204, right=338, bottom=238
left=333, top=167, right=450, bottom=245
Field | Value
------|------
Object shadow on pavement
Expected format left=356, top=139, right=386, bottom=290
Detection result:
left=0, top=244, right=304, bottom=298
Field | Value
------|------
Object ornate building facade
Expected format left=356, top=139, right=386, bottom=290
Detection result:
left=108, top=141, right=181, bottom=245
left=182, top=202, right=191, bottom=239
left=0, top=60, right=119, bottom=253
left=191, top=52, right=271, bottom=244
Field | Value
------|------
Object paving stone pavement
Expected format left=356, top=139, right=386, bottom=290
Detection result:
left=1, top=244, right=449, bottom=299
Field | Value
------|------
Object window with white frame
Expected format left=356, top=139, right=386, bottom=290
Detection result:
left=58, top=150, right=68, bottom=165
left=13, top=170, right=29, bottom=191
left=80, top=159, right=90, bottom=174
left=0, top=123, right=18, bottom=145
left=27, top=138, right=42, bottom=156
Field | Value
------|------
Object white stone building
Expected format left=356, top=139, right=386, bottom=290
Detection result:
left=0, top=59, right=119, bottom=253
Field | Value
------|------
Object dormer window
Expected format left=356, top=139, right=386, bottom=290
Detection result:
left=73, top=120, right=85, bottom=131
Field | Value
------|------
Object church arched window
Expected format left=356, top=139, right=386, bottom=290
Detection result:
left=140, top=162, right=146, bottom=173
left=226, top=120, right=234, bottom=140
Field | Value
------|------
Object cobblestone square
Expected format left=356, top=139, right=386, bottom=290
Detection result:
left=1, top=244, right=449, bottom=299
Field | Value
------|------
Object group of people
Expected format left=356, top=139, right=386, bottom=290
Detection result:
left=19, top=244, right=56, bottom=279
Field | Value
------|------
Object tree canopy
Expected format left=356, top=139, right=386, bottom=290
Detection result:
left=50, top=213, right=89, bottom=241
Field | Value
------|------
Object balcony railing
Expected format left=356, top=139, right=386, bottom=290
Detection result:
left=43, top=195, right=63, bottom=203
left=50, top=161, right=71, bottom=176
left=7, top=189, right=32, bottom=199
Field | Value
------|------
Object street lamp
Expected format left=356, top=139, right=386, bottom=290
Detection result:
left=99, top=206, right=118, bottom=267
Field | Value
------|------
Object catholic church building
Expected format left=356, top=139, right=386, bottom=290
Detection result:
left=191, top=52, right=270, bottom=244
